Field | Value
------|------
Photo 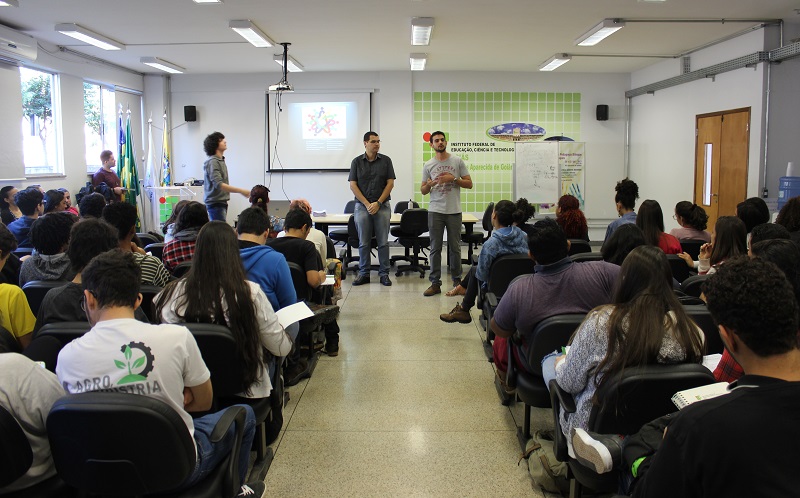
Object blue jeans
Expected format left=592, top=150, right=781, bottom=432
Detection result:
left=428, top=211, right=463, bottom=286
left=181, top=404, right=256, bottom=489
left=207, top=203, right=228, bottom=222
left=541, top=351, right=563, bottom=391
left=353, top=201, right=391, bottom=277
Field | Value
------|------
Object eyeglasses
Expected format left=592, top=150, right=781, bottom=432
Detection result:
left=80, top=291, right=97, bottom=312
left=368, top=140, right=380, bottom=144
left=672, top=214, right=677, bottom=220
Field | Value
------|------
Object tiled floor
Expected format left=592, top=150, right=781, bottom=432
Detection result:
left=264, top=260, right=557, bottom=496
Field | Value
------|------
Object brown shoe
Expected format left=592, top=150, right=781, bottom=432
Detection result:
left=440, top=303, right=471, bottom=323
left=423, top=284, right=441, bottom=297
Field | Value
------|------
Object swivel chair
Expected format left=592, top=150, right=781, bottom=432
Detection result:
left=393, top=208, right=430, bottom=278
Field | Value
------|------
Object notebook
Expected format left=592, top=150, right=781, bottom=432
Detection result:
left=671, top=382, right=730, bottom=410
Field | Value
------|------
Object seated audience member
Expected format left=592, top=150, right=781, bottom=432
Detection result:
left=34, top=219, right=149, bottom=332
left=250, top=184, right=282, bottom=237
left=748, top=222, right=790, bottom=252
left=490, top=219, right=619, bottom=378
left=776, top=195, right=800, bottom=244
left=19, top=212, right=77, bottom=286
left=571, top=257, right=800, bottom=498
left=601, top=223, right=646, bottom=266
left=237, top=207, right=296, bottom=313
left=156, top=221, right=293, bottom=398
left=7, top=187, right=44, bottom=248
left=0, top=186, right=21, bottom=225
left=677, top=216, right=746, bottom=275
left=669, top=201, right=710, bottom=242
left=162, top=201, right=209, bottom=272
left=636, top=200, right=682, bottom=254
left=736, top=196, right=770, bottom=233
left=78, top=192, right=107, bottom=219
left=58, top=188, right=79, bottom=216
left=440, top=200, right=529, bottom=323
left=162, top=199, right=190, bottom=243
left=278, top=198, right=327, bottom=260
left=544, top=245, right=704, bottom=455
left=512, top=198, right=536, bottom=237
left=556, top=194, right=589, bottom=241
left=0, top=224, right=35, bottom=348
left=603, top=178, right=639, bottom=244
left=42, top=189, right=68, bottom=214
left=0, top=353, right=64, bottom=494
left=56, top=250, right=262, bottom=496
left=102, top=202, right=170, bottom=287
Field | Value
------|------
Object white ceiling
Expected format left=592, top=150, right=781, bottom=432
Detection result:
left=0, top=0, right=797, bottom=75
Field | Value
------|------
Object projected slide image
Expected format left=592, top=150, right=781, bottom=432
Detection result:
left=303, top=104, right=346, bottom=140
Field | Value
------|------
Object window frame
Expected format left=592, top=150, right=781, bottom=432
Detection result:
left=19, top=66, right=64, bottom=178
left=83, top=80, right=117, bottom=174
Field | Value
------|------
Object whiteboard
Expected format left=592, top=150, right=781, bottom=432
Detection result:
left=514, top=142, right=559, bottom=204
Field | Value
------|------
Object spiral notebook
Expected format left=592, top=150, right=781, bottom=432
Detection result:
left=671, top=382, right=730, bottom=410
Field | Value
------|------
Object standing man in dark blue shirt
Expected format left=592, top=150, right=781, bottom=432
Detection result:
left=348, top=131, right=396, bottom=287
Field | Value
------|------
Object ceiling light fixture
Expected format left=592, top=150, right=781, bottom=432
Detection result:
left=411, top=17, right=434, bottom=46
left=140, top=57, right=185, bottom=74
left=538, top=53, right=571, bottom=71
left=0, top=0, right=19, bottom=7
left=193, top=0, right=223, bottom=3
left=575, top=18, right=625, bottom=46
left=229, top=20, right=275, bottom=48
left=273, top=53, right=303, bottom=72
left=410, top=53, right=427, bottom=71
left=55, top=23, right=125, bottom=50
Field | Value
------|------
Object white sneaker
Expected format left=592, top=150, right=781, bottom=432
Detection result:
left=237, top=482, right=266, bottom=497
left=571, top=428, right=623, bottom=474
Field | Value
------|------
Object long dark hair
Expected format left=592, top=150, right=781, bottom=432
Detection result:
left=162, top=200, right=190, bottom=234
left=776, top=196, right=800, bottom=232
left=556, top=194, right=588, bottom=239
left=601, top=223, right=645, bottom=266
left=43, top=189, right=65, bottom=214
left=710, top=216, right=747, bottom=267
left=674, top=201, right=708, bottom=231
left=156, top=221, right=264, bottom=395
left=174, top=201, right=209, bottom=233
left=593, top=245, right=704, bottom=395
left=0, top=186, right=14, bottom=210
left=635, top=199, right=667, bottom=247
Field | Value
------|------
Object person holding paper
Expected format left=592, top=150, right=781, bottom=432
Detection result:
left=203, top=132, right=250, bottom=222
left=348, top=131, right=396, bottom=287
left=420, top=131, right=473, bottom=297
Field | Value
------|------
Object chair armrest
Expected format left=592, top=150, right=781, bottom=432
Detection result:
left=486, top=292, right=498, bottom=308
left=549, top=380, right=574, bottom=462
left=210, top=405, right=248, bottom=497
left=506, top=335, right=517, bottom=388
left=549, top=379, right=576, bottom=414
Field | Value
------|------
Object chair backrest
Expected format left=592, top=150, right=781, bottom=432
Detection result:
left=22, top=280, right=70, bottom=317
left=139, top=285, right=164, bottom=323
left=589, top=363, right=716, bottom=436
left=343, top=200, right=357, bottom=214
left=394, top=200, right=420, bottom=213
left=288, top=261, right=312, bottom=302
left=679, top=239, right=705, bottom=260
left=35, top=322, right=92, bottom=346
left=570, top=252, right=604, bottom=263
left=486, top=254, right=536, bottom=298
left=667, top=254, right=693, bottom=283
left=144, top=242, right=165, bottom=261
left=184, top=323, right=248, bottom=396
left=12, top=247, right=33, bottom=259
left=525, top=314, right=586, bottom=375
left=325, top=236, right=336, bottom=260
left=171, top=260, right=193, bottom=278
left=481, top=202, right=495, bottom=233
left=567, top=239, right=592, bottom=255
left=0, top=405, right=34, bottom=488
left=681, top=274, right=709, bottom=298
left=398, top=208, right=429, bottom=236
left=0, top=325, right=21, bottom=354
left=136, top=233, right=160, bottom=247
left=683, top=304, right=723, bottom=354
left=47, top=393, right=197, bottom=495
left=347, top=215, right=358, bottom=245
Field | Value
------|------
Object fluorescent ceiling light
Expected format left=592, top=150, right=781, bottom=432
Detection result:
left=411, top=17, right=434, bottom=46
left=140, top=57, right=185, bottom=74
left=229, top=20, right=275, bottom=48
left=273, top=53, right=303, bottom=72
left=538, top=54, right=571, bottom=71
left=575, top=19, right=625, bottom=46
left=0, top=0, right=19, bottom=7
left=55, top=23, right=124, bottom=50
left=193, top=0, right=222, bottom=3
left=410, top=53, right=427, bottom=71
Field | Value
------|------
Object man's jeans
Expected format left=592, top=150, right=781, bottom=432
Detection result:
left=207, top=203, right=228, bottom=223
left=353, top=201, right=391, bottom=277
left=428, top=211, right=463, bottom=285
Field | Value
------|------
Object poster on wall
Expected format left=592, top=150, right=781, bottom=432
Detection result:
left=560, top=142, right=586, bottom=209
left=413, top=91, right=582, bottom=213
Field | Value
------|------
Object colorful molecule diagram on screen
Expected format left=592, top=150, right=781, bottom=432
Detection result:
left=306, top=107, right=340, bottom=137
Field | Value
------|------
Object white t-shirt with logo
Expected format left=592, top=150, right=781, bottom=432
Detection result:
left=422, top=155, right=470, bottom=215
left=56, top=318, right=210, bottom=439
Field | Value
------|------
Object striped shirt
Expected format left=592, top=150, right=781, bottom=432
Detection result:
left=133, top=252, right=171, bottom=287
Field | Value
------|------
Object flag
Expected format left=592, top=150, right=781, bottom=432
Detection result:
left=161, top=112, right=171, bottom=186
left=119, top=109, right=141, bottom=227
left=117, top=105, right=124, bottom=177
left=144, top=116, right=158, bottom=188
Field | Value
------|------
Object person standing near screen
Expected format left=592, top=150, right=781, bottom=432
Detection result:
left=348, top=131, right=395, bottom=287
left=202, top=132, right=249, bottom=222
left=421, top=131, right=473, bottom=297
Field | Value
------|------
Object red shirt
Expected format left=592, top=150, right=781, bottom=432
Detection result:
left=713, top=349, right=744, bottom=383
left=92, top=168, right=122, bottom=201
left=658, top=232, right=683, bottom=254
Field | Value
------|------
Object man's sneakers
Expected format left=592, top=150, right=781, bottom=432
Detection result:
left=423, top=284, right=441, bottom=296
left=380, top=275, right=392, bottom=286
left=238, top=482, right=266, bottom=497
left=352, top=274, right=370, bottom=286
left=440, top=303, right=471, bottom=323
left=570, top=428, right=624, bottom=474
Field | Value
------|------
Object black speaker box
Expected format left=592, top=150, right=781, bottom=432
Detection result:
left=596, top=104, right=609, bottom=121
left=184, top=105, right=197, bottom=122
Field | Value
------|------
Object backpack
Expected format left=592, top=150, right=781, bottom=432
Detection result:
left=520, top=429, right=569, bottom=495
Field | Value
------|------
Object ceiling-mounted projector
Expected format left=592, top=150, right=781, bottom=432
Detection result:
left=268, top=82, right=293, bottom=92
left=269, top=42, right=295, bottom=93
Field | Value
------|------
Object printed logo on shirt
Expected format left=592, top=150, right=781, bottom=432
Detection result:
left=114, top=341, right=155, bottom=385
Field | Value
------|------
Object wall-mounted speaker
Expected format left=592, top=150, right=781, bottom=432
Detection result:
left=184, top=105, right=197, bottom=122
left=596, top=104, right=609, bottom=121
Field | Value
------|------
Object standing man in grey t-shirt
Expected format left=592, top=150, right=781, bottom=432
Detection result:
left=421, top=131, right=473, bottom=296
left=202, top=132, right=249, bottom=223
left=348, top=131, right=396, bottom=287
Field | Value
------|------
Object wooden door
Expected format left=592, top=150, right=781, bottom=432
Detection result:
left=694, top=108, right=750, bottom=230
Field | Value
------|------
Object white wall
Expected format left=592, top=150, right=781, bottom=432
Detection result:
left=628, top=30, right=767, bottom=232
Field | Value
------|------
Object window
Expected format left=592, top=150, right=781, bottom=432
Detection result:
left=83, top=82, right=116, bottom=172
left=20, top=67, right=62, bottom=176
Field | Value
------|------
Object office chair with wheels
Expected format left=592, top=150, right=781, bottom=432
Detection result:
left=390, top=201, right=422, bottom=267
left=328, top=200, right=357, bottom=247
left=394, top=208, right=430, bottom=278
left=461, top=202, right=494, bottom=263
left=22, top=280, right=69, bottom=317
left=341, top=215, right=377, bottom=275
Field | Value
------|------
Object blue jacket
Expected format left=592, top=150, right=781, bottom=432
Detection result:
left=7, top=216, right=35, bottom=248
left=476, top=225, right=529, bottom=282
left=239, top=245, right=296, bottom=311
